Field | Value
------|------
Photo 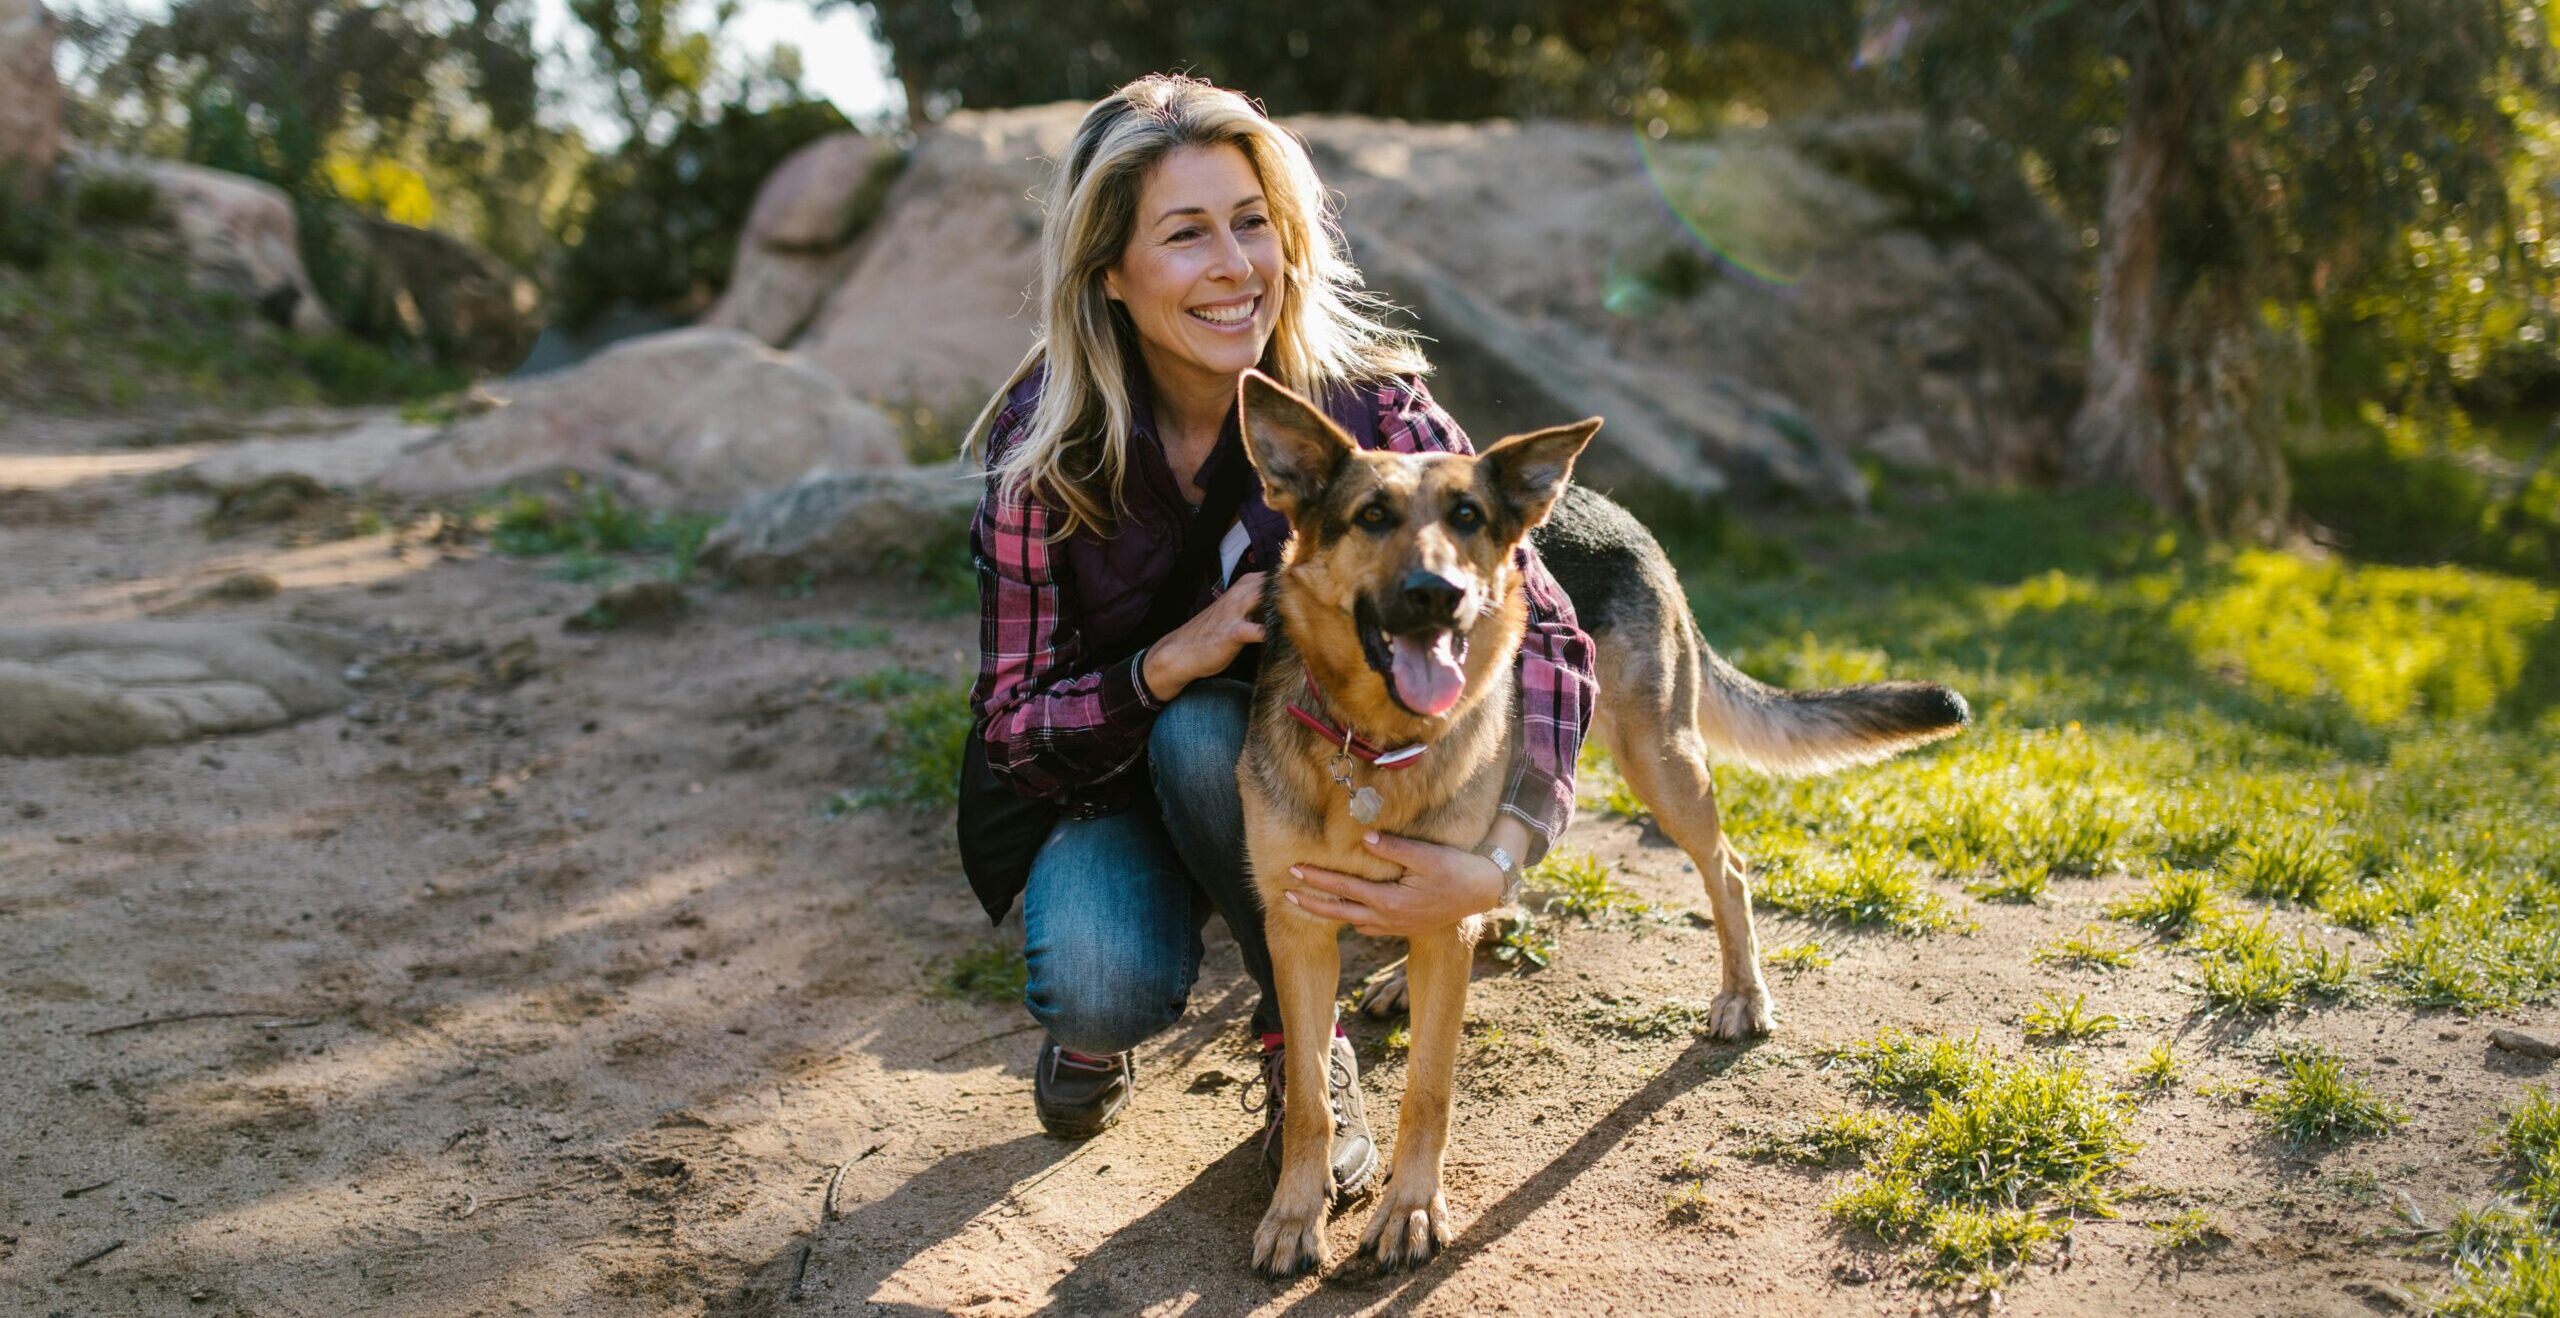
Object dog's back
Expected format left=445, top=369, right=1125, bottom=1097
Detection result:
left=1535, top=485, right=1969, bottom=777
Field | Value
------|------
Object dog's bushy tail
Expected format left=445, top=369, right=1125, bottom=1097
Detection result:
left=1693, top=645, right=1970, bottom=776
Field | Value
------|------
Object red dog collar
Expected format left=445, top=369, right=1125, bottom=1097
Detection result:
left=1286, top=667, right=1426, bottom=769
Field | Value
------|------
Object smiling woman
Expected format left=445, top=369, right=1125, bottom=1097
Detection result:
left=952, top=74, right=1597, bottom=1180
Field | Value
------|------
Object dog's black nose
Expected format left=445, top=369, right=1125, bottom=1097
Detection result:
left=1401, top=571, right=1465, bottom=619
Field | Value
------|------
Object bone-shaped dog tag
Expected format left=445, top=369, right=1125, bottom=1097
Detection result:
left=1348, top=786, right=1384, bottom=826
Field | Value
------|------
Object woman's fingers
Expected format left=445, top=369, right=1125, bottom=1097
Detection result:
left=1284, top=887, right=1373, bottom=925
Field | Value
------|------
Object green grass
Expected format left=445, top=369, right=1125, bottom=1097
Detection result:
left=2033, top=926, right=2139, bottom=971
left=2191, top=916, right=2358, bottom=1014
left=1490, top=916, right=1555, bottom=968
left=1821, top=1030, right=2138, bottom=1292
left=764, top=621, right=894, bottom=650
left=837, top=667, right=947, bottom=702
left=2254, top=1046, right=2407, bottom=1149
left=2129, top=1040, right=2182, bottom=1093
left=1767, top=940, right=1832, bottom=972
left=1742, top=1110, right=1890, bottom=1167
left=830, top=679, right=971, bottom=813
left=1965, top=865, right=2051, bottom=904
left=2019, top=992, right=2124, bottom=1044
left=2148, top=1207, right=2227, bottom=1251
left=478, top=480, right=719, bottom=585
left=2502, top=1088, right=2560, bottom=1224
left=1756, top=842, right=1965, bottom=934
left=2223, top=821, right=2351, bottom=904
left=0, top=229, right=465, bottom=412
left=941, top=944, right=1027, bottom=1003
left=1526, top=850, right=1651, bottom=920
left=2105, top=871, right=2225, bottom=939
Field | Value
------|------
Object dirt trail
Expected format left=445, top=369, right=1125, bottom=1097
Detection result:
left=2, top=413, right=2547, bottom=1316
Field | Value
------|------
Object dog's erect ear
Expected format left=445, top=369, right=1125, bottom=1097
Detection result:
left=1480, top=418, right=1600, bottom=530
left=1238, top=369, right=1354, bottom=519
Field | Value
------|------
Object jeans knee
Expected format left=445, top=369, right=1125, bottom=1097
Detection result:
left=1149, top=682, right=1247, bottom=824
left=1024, top=956, right=1186, bottom=1055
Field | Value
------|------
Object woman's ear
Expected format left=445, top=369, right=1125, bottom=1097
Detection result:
left=1239, top=369, right=1353, bottom=519
left=1102, top=267, right=1124, bottom=303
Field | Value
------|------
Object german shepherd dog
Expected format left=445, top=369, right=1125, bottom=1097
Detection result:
left=1233, top=371, right=1970, bottom=1277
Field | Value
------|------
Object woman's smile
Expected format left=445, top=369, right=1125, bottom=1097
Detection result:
left=1189, top=293, right=1261, bottom=329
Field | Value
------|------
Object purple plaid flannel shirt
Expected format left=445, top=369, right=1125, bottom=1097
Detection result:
left=969, top=371, right=1595, bottom=860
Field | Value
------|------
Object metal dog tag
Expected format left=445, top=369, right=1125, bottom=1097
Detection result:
left=1348, top=786, right=1384, bottom=826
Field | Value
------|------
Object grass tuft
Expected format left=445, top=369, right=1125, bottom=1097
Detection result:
left=2105, top=871, right=2224, bottom=939
left=2034, top=926, right=2139, bottom=971
left=2148, top=1207, right=2227, bottom=1251
left=1758, top=843, right=1964, bottom=934
left=2129, top=1041, right=2182, bottom=1094
left=941, top=945, right=1027, bottom=1003
left=1527, top=851, right=1651, bottom=920
left=2254, top=1047, right=2407, bottom=1148
left=2019, top=992, right=2124, bottom=1044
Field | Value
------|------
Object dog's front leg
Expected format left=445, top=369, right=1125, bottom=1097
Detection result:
left=1361, top=921, right=1468, bottom=1269
left=1252, top=906, right=1342, bottom=1279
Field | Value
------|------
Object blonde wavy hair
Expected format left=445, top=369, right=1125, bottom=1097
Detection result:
left=966, top=73, right=1428, bottom=539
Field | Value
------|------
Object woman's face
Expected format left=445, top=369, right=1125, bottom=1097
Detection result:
left=1104, top=142, right=1286, bottom=398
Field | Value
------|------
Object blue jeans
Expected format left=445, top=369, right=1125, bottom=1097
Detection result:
left=1020, top=679, right=1280, bottom=1054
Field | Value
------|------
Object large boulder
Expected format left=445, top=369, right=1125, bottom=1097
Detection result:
left=0, top=620, right=354, bottom=756
left=75, top=154, right=333, bottom=334
left=333, top=214, right=543, bottom=372
left=703, top=133, right=905, bottom=347
left=700, top=459, right=979, bottom=585
left=774, top=105, right=2080, bottom=507
left=0, top=0, right=59, bottom=198
left=377, top=327, right=905, bottom=509
left=183, top=409, right=438, bottom=493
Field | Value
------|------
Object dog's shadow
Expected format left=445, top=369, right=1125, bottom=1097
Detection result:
left=1031, top=1033, right=1754, bottom=1315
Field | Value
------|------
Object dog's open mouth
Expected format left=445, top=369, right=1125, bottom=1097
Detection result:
left=1357, top=599, right=1469, bottom=718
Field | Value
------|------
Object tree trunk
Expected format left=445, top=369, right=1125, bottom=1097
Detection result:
left=2163, top=275, right=2290, bottom=542
left=2066, top=39, right=2188, bottom=510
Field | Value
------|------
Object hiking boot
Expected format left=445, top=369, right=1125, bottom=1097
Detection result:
left=1034, top=1038, right=1133, bottom=1139
left=1242, top=1030, right=1378, bottom=1198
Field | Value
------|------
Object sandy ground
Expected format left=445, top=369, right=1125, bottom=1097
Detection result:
left=3, top=411, right=2554, bottom=1317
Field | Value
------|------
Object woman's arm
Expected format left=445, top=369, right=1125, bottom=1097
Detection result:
left=969, top=479, right=1166, bottom=799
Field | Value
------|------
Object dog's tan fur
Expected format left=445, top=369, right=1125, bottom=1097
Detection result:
left=1233, top=371, right=1966, bottom=1277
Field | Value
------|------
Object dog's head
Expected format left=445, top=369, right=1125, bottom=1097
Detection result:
left=1239, top=370, right=1597, bottom=726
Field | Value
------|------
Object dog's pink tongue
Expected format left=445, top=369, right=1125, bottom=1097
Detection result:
left=1389, top=633, right=1467, bottom=717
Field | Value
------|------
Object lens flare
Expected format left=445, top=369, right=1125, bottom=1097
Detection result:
left=1629, top=126, right=1819, bottom=297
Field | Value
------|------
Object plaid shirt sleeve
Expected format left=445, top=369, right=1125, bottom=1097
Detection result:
left=1375, top=378, right=1596, bottom=862
left=967, top=405, right=1163, bottom=803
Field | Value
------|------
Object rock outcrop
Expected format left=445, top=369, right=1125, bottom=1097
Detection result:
left=0, top=620, right=354, bottom=756
left=334, top=214, right=544, bottom=372
left=378, top=328, right=906, bottom=509
left=704, top=132, right=905, bottom=348
left=700, top=460, right=979, bottom=585
left=764, top=104, right=2081, bottom=509
left=74, top=154, right=334, bottom=334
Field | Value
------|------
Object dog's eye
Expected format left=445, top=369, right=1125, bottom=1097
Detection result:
left=1448, top=501, right=1483, bottom=532
left=1358, top=503, right=1391, bottom=528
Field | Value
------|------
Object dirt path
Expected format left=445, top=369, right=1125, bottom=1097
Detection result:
left=2, top=414, right=2548, bottom=1316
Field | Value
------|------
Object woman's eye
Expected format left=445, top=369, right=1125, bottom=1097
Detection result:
left=1238, top=214, right=1270, bottom=231
left=1169, top=227, right=1202, bottom=242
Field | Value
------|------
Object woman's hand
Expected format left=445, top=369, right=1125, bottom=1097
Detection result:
left=1141, top=571, right=1264, bottom=702
left=1283, top=830, right=1507, bottom=938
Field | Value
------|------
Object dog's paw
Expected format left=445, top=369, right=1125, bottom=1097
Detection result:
left=1707, top=983, right=1776, bottom=1040
left=1252, top=1194, right=1331, bottom=1280
left=1358, top=964, right=1410, bottom=1018
left=1359, top=1182, right=1452, bottom=1271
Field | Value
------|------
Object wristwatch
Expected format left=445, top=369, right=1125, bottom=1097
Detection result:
left=1483, top=842, right=1521, bottom=907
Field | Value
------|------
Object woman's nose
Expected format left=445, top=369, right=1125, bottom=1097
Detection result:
left=1209, top=228, right=1252, bottom=281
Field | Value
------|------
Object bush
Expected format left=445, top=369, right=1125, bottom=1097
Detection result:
left=554, top=98, right=857, bottom=328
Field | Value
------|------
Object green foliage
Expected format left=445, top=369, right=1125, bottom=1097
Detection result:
left=0, top=230, right=458, bottom=411
left=2033, top=927, right=2138, bottom=972
left=2292, top=431, right=2560, bottom=582
left=1766, top=941, right=1831, bottom=973
left=2129, top=1041, right=2182, bottom=1094
left=838, top=667, right=946, bottom=702
left=2254, top=1047, right=2407, bottom=1149
left=2500, top=1088, right=2560, bottom=1223
left=2105, top=872, right=2225, bottom=939
left=2019, top=992, right=2123, bottom=1045
left=941, top=944, right=1027, bottom=1003
left=70, top=172, right=164, bottom=226
left=2148, top=1208, right=2226, bottom=1252
left=1965, top=866, right=2050, bottom=904
left=2440, top=1236, right=2560, bottom=1318
left=555, top=99, right=858, bottom=327
left=2192, top=916, right=2356, bottom=1014
left=1757, top=842, right=1963, bottom=934
left=831, top=681, right=972, bottom=812
left=1526, top=850, right=1650, bottom=920
left=1823, top=1032, right=2137, bottom=1292
left=479, top=480, right=717, bottom=568
left=1490, top=916, right=1555, bottom=969
left=1742, top=1110, right=1889, bottom=1168
left=2222, top=822, right=2350, bottom=905
left=763, top=622, right=894, bottom=650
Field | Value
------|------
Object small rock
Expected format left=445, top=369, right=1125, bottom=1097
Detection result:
left=483, top=637, right=539, bottom=684
left=342, top=662, right=369, bottom=684
left=566, top=578, right=689, bottom=632
left=1188, top=1070, right=1235, bottom=1093
left=205, top=570, right=281, bottom=601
